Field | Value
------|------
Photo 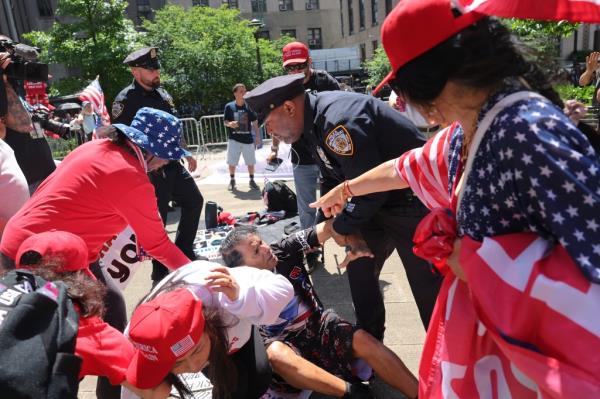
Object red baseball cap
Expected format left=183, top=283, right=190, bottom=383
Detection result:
left=282, top=41, right=309, bottom=67
left=126, top=288, right=205, bottom=389
left=373, top=0, right=484, bottom=95
left=15, top=230, right=95, bottom=280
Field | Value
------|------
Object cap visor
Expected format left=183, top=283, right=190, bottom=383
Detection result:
left=126, top=349, right=173, bottom=390
left=372, top=70, right=394, bottom=96
left=283, top=57, right=308, bottom=67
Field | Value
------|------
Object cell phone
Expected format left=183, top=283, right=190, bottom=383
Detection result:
left=265, top=157, right=283, bottom=172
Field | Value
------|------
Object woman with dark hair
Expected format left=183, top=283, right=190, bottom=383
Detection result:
left=312, top=0, right=600, bottom=397
left=13, top=230, right=170, bottom=399
left=0, top=107, right=192, bottom=399
left=123, top=260, right=294, bottom=399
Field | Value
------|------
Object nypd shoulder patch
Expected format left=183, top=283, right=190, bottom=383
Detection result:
left=325, top=125, right=353, bottom=156
left=112, top=101, right=124, bottom=119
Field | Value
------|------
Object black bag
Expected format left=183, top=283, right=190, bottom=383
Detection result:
left=262, top=180, right=298, bottom=214
left=0, top=270, right=81, bottom=399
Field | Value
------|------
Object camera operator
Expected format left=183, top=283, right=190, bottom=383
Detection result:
left=0, top=51, right=30, bottom=237
left=0, top=34, right=56, bottom=194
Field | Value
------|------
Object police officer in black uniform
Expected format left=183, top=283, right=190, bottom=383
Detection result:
left=112, top=47, right=203, bottom=285
left=269, top=41, right=341, bottom=272
left=245, top=74, right=442, bottom=341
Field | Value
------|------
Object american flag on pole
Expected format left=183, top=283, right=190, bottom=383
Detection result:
left=79, top=76, right=110, bottom=130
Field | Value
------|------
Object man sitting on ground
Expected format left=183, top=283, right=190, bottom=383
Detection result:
left=219, top=221, right=418, bottom=399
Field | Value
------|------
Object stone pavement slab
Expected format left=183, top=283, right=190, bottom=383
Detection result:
left=78, top=179, right=425, bottom=398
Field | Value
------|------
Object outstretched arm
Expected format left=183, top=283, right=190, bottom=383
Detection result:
left=310, top=159, right=407, bottom=217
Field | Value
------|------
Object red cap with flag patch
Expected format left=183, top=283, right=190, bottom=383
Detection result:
left=282, top=41, right=310, bottom=67
left=15, top=230, right=95, bottom=280
left=126, top=288, right=205, bottom=389
left=373, top=0, right=484, bottom=95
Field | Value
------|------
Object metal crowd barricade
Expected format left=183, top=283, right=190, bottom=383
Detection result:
left=198, top=114, right=228, bottom=150
left=180, top=114, right=270, bottom=160
left=180, top=117, right=205, bottom=158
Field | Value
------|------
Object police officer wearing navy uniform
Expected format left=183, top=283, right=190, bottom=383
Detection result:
left=269, top=41, right=342, bottom=273
left=245, top=74, right=442, bottom=341
left=112, top=47, right=203, bottom=285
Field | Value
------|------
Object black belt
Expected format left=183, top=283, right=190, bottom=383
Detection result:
left=418, top=125, right=440, bottom=133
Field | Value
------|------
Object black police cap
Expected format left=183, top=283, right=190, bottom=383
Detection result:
left=244, top=74, right=306, bottom=124
left=123, top=47, right=160, bottom=70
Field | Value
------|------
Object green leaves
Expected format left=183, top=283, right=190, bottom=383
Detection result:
left=24, top=0, right=140, bottom=104
left=142, top=4, right=290, bottom=115
left=363, top=46, right=391, bottom=88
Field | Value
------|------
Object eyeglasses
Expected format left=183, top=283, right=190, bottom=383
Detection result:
left=285, top=62, right=308, bottom=72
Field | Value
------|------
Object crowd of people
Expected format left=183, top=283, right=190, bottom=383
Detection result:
left=0, top=0, right=599, bottom=398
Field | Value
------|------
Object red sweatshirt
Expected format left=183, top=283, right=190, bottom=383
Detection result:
left=0, top=139, right=189, bottom=268
left=76, top=316, right=133, bottom=384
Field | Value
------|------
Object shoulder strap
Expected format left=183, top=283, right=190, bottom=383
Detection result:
left=456, top=91, right=546, bottom=211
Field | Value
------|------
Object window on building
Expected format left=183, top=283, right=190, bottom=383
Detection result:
left=348, top=0, right=354, bottom=34
left=360, top=43, right=366, bottom=63
left=37, top=0, right=54, bottom=17
left=223, top=0, right=239, bottom=8
left=193, top=0, right=210, bottom=5
left=281, top=29, right=297, bottom=38
left=137, top=0, right=152, bottom=21
left=279, top=0, right=294, bottom=11
left=372, top=40, right=378, bottom=53
left=371, top=0, right=378, bottom=26
left=340, top=0, right=344, bottom=36
left=385, top=0, right=392, bottom=15
left=307, top=28, right=322, bottom=49
left=257, top=30, right=270, bottom=40
left=305, top=0, right=319, bottom=10
left=251, top=0, right=267, bottom=12
left=359, top=0, right=365, bottom=30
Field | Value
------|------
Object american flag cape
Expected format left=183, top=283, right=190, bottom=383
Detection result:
left=396, top=122, right=600, bottom=398
left=79, top=77, right=110, bottom=138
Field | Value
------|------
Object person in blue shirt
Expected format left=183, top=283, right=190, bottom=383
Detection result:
left=223, top=83, right=262, bottom=191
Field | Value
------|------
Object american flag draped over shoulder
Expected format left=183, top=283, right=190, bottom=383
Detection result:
left=79, top=77, right=110, bottom=130
left=394, top=98, right=600, bottom=397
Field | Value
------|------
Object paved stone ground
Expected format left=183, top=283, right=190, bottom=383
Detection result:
left=78, top=158, right=425, bottom=398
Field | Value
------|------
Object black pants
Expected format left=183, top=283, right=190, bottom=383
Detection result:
left=150, top=161, right=203, bottom=283
left=89, top=261, right=127, bottom=399
left=346, top=203, right=442, bottom=340
left=213, top=326, right=272, bottom=399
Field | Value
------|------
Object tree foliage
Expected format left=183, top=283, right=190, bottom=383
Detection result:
left=504, top=19, right=579, bottom=82
left=363, top=46, right=390, bottom=89
left=24, top=0, right=141, bottom=103
left=142, top=5, right=292, bottom=114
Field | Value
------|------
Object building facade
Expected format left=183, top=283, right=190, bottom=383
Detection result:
left=0, top=0, right=57, bottom=42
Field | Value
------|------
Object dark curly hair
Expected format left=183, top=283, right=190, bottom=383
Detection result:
left=219, top=225, right=258, bottom=268
left=16, top=251, right=106, bottom=318
left=391, top=17, right=562, bottom=109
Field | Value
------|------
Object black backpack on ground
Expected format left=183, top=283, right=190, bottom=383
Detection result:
left=0, top=270, right=81, bottom=399
left=262, top=180, right=298, bottom=214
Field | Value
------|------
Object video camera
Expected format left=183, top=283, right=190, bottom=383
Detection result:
left=31, top=108, right=75, bottom=140
left=0, top=38, right=48, bottom=82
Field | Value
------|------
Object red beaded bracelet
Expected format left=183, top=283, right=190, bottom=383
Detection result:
left=343, top=180, right=355, bottom=198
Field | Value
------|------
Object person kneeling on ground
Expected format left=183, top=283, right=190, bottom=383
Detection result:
left=13, top=230, right=170, bottom=399
left=123, top=260, right=294, bottom=399
left=219, top=221, right=418, bottom=399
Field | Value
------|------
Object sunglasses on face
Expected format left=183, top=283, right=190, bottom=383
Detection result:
left=285, top=62, right=308, bottom=72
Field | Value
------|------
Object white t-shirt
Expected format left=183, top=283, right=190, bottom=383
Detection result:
left=145, top=260, right=294, bottom=353
left=0, top=139, right=29, bottom=235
